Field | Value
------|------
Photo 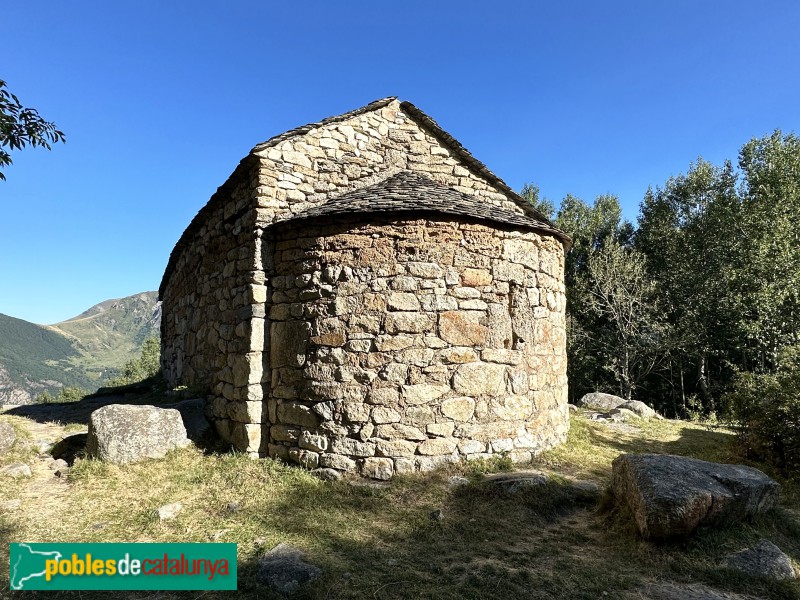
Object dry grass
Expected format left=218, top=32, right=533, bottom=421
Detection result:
left=1, top=412, right=799, bottom=599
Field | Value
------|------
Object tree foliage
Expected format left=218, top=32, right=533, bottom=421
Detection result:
left=109, top=338, right=161, bottom=386
left=520, top=182, right=556, bottom=221
left=0, top=79, right=65, bottom=180
left=524, top=128, right=800, bottom=429
left=724, top=344, right=800, bottom=473
left=581, top=241, right=665, bottom=399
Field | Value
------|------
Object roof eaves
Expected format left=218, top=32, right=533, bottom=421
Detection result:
left=158, top=154, right=259, bottom=299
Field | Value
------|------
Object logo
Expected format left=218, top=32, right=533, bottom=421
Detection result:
left=9, top=543, right=237, bottom=590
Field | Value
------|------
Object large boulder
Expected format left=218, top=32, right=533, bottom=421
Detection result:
left=576, top=392, right=627, bottom=411
left=619, top=400, right=657, bottom=419
left=86, top=404, right=190, bottom=465
left=611, top=453, right=779, bottom=540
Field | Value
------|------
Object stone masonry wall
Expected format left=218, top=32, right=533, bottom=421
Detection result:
left=162, top=98, right=570, bottom=469
left=207, top=215, right=568, bottom=479
left=160, top=163, right=269, bottom=450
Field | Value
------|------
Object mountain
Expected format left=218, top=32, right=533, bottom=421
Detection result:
left=0, top=292, right=161, bottom=404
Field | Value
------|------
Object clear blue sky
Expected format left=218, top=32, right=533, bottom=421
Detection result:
left=3, top=1, right=799, bottom=324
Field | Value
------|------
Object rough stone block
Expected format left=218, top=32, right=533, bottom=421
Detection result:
left=361, top=457, right=394, bottom=480
left=401, top=384, right=450, bottom=405
left=453, top=362, right=507, bottom=396
left=331, top=437, right=375, bottom=457
left=277, top=402, right=320, bottom=428
left=441, top=397, right=476, bottom=421
left=385, top=312, right=434, bottom=334
left=417, top=437, right=458, bottom=455
left=371, top=406, right=401, bottom=424
left=270, top=322, right=310, bottom=367
left=438, top=311, right=488, bottom=346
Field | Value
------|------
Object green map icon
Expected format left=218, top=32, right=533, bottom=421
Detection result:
left=10, top=543, right=63, bottom=590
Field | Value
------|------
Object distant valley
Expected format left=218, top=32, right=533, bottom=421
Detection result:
left=0, top=292, right=160, bottom=404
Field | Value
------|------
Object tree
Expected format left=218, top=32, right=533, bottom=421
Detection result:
left=636, top=159, right=739, bottom=415
left=581, top=241, right=666, bottom=399
left=552, top=193, right=637, bottom=400
left=520, top=182, right=556, bottom=221
left=0, top=79, right=65, bottom=180
left=109, top=338, right=161, bottom=386
left=734, top=130, right=800, bottom=371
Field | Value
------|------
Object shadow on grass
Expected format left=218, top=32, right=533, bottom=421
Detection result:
left=5, top=411, right=799, bottom=599
left=6, top=462, right=800, bottom=600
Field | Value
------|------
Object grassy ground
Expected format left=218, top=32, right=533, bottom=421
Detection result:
left=1, top=409, right=799, bottom=599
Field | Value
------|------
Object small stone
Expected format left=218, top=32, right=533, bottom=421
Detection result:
left=208, top=529, right=231, bottom=541
left=429, top=509, right=445, bottom=521
left=0, top=422, right=16, bottom=455
left=3, top=463, right=32, bottom=479
left=226, top=502, right=241, bottom=513
left=257, top=543, right=322, bottom=595
left=156, top=502, right=183, bottom=521
left=311, top=468, right=342, bottom=481
left=34, top=439, right=52, bottom=454
left=447, top=476, right=470, bottom=488
left=48, top=458, right=69, bottom=472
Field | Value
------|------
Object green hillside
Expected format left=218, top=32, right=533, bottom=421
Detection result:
left=50, top=291, right=161, bottom=380
left=0, top=292, right=160, bottom=404
left=0, top=314, right=95, bottom=402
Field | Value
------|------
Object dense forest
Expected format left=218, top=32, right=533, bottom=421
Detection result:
left=524, top=130, right=800, bottom=470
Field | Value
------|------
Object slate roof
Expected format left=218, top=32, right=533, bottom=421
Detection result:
left=250, top=97, right=554, bottom=227
left=160, top=98, right=571, bottom=298
left=287, top=171, right=567, bottom=240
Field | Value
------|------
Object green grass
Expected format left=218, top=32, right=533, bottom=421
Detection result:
left=2, top=413, right=799, bottom=599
